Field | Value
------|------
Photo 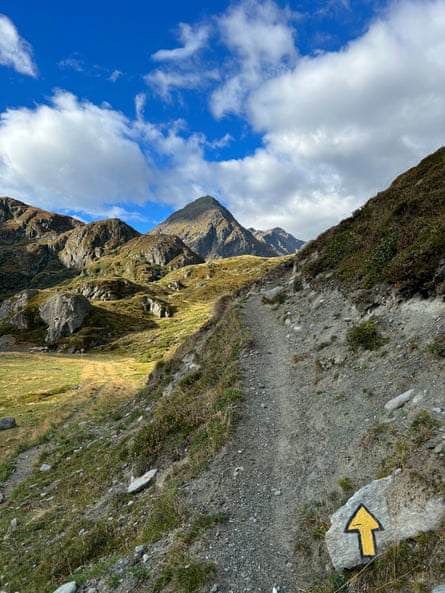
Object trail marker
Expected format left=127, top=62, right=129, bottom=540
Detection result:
left=345, top=504, right=383, bottom=558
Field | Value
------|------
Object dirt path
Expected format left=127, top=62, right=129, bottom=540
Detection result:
left=187, top=283, right=445, bottom=593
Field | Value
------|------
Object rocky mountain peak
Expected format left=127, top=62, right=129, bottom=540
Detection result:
left=150, top=195, right=277, bottom=260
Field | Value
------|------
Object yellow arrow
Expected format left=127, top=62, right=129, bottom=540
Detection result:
left=345, top=504, right=383, bottom=558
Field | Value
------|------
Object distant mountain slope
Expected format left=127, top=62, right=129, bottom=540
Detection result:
left=58, top=218, right=140, bottom=269
left=0, top=197, right=82, bottom=244
left=250, top=227, right=305, bottom=255
left=149, top=196, right=277, bottom=260
left=297, top=147, right=445, bottom=297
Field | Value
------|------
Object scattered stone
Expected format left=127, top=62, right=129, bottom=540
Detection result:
left=127, top=469, right=157, bottom=494
left=10, top=517, right=18, bottom=528
left=326, top=472, right=445, bottom=570
left=209, top=584, right=219, bottom=593
left=384, top=388, right=416, bottom=411
left=40, top=463, right=52, bottom=472
left=51, top=582, right=77, bottom=593
left=262, top=286, right=285, bottom=302
left=0, top=417, right=16, bottom=430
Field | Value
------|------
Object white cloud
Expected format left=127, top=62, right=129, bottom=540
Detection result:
left=152, top=23, right=210, bottom=62
left=109, top=69, right=122, bottom=82
left=0, top=14, right=37, bottom=77
left=145, top=68, right=219, bottom=100
left=135, top=93, right=147, bottom=121
left=210, top=0, right=297, bottom=118
left=216, top=0, right=445, bottom=237
left=2, top=0, right=445, bottom=243
left=0, top=91, right=152, bottom=212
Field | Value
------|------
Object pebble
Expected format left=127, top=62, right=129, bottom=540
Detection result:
left=40, top=463, right=52, bottom=472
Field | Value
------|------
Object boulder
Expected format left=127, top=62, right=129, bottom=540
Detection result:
left=39, top=293, right=91, bottom=342
left=326, top=472, right=445, bottom=570
left=0, top=417, right=16, bottom=430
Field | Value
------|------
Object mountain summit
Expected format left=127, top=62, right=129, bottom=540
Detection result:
left=150, top=196, right=283, bottom=260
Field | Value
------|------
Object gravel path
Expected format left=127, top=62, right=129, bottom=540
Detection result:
left=187, top=284, right=445, bottom=593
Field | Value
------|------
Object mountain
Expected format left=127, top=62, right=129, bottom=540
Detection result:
left=0, top=196, right=82, bottom=244
left=149, top=195, right=278, bottom=259
left=250, top=226, right=305, bottom=255
left=297, top=146, right=445, bottom=297
left=58, top=218, right=140, bottom=269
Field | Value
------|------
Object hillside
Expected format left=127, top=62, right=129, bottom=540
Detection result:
left=149, top=196, right=279, bottom=259
left=297, top=147, right=445, bottom=297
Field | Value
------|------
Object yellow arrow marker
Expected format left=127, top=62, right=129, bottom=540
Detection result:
left=345, top=504, right=383, bottom=558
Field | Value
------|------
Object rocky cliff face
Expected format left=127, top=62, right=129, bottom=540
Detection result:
left=150, top=196, right=277, bottom=260
left=59, top=218, right=140, bottom=269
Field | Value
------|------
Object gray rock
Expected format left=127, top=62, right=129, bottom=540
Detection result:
left=141, top=296, right=171, bottom=318
left=432, top=585, right=445, bottom=593
left=127, top=469, right=157, bottom=494
left=40, top=463, right=52, bottom=472
left=39, top=292, right=91, bottom=342
left=0, top=289, right=38, bottom=329
left=0, top=417, right=16, bottom=430
left=326, top=472, right=445, bottom=570
left=51, top=582, right=77, bottom=593
left=384, top=388, right=416, bottom=411
left=262, top=286, right=285, bottom=302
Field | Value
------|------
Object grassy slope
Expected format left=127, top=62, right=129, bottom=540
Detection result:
left=0, top=255, right=287, bottom=593
left=299, top=147, right=445, bottom=297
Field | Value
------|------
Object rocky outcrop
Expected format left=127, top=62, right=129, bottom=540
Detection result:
left=0, top=289, right=38, bottom=329
left=114, top=234, right=204, bottom=281
left=39, top=293, right=91, bottom=342
left=150, top=196, right=277, bottom=260
left=76, top=279, right=139, bottom=301
left=141, top=296, right=171, bottom=318
left=59, top=218, right=140, bottom=269
left=250, top=227, right=305, bottom=255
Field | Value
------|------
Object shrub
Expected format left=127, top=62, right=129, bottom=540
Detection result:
left=346, top=319, right=385, bottom=351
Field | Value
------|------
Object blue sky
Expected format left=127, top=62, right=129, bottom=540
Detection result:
left=1, top=0, right=444, bottom=240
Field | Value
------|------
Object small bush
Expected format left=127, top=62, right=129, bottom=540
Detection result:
left=347, top=319, right=385, bottom=351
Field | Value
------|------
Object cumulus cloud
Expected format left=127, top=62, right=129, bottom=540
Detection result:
left=1, top=1, right=445, bottom=242
left=152, top=23, right=210, bottom=62
left=0, top=14, right=37, bottom=76
left=210, top=0, right=297, bottom=117
left=0, top=91, right=152, bottom=212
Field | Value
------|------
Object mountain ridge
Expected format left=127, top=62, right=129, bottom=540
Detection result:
left=149, top=195, right=301, bottom=259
